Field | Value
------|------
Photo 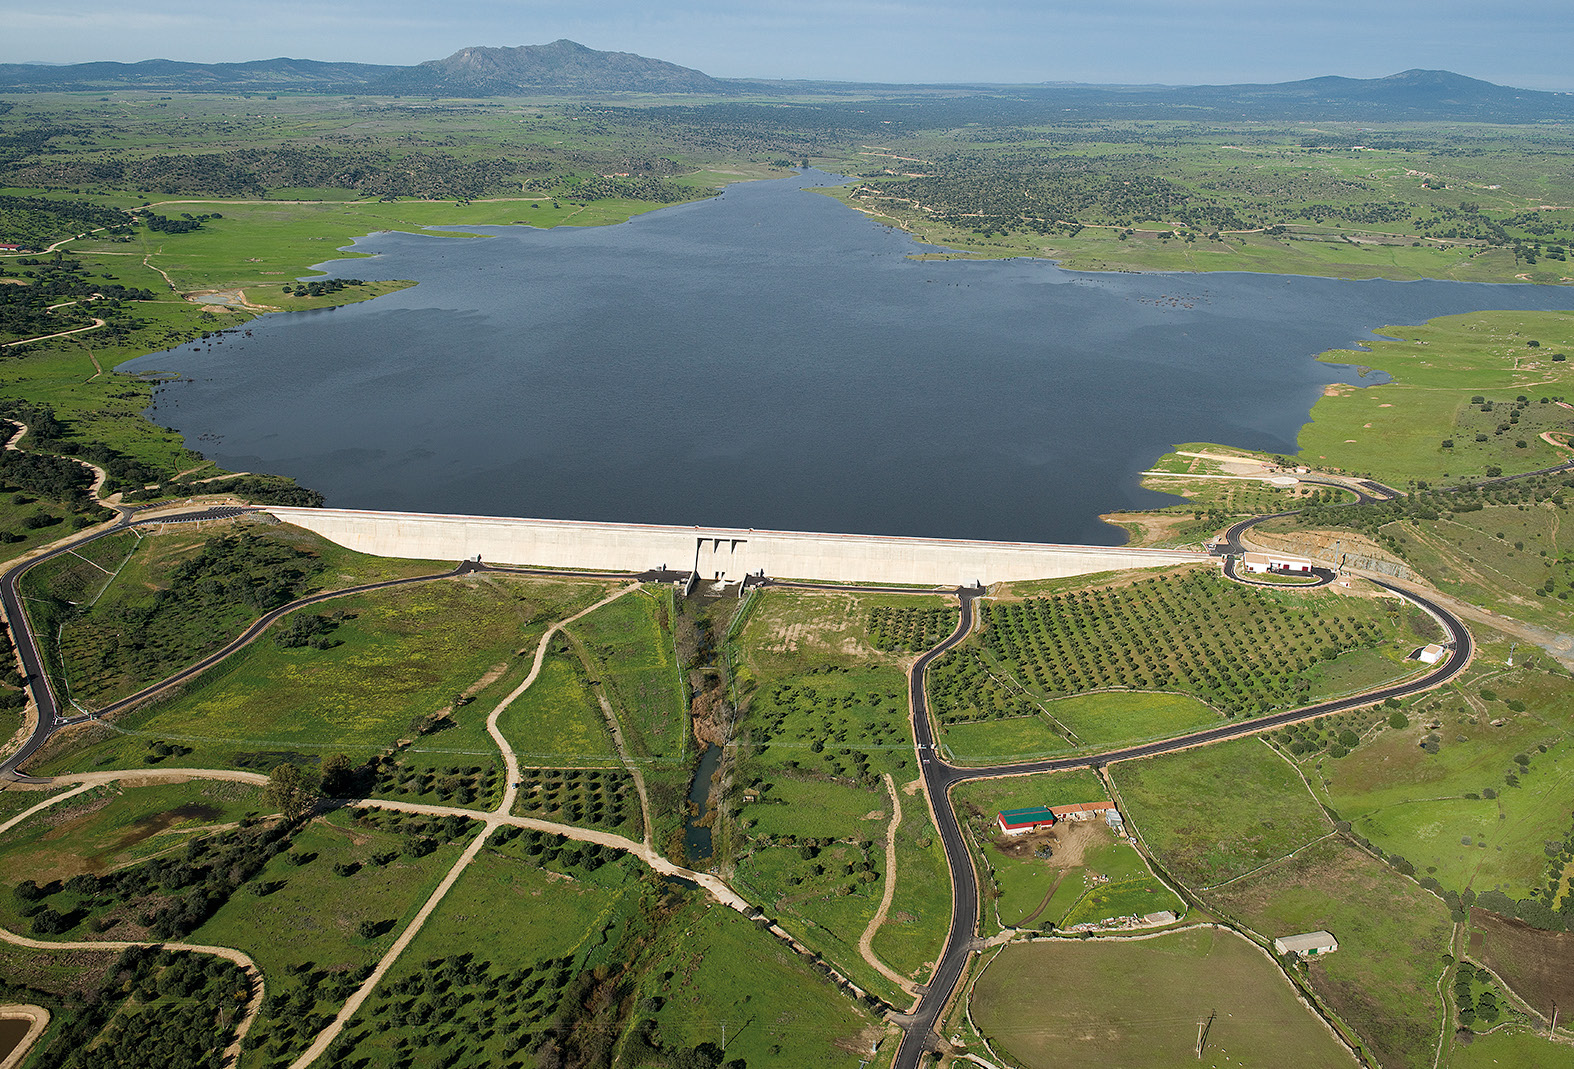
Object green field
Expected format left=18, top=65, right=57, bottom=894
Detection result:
left=0, top=783, right=477, bottom=1069
left=565, top=588, right=686, bottom=761
left=1305, top=642, right=1574, bottom=900
left=971, top=928, right=1354, bottom=1069
left=1295, top=310, right=1574, bottom=485
left=1447, top=1027, right=1574, bottom=1069
left=1208, top=835, right=1453, bottom=1069
left=867, top=803, right=950, bottom=991
left=564, top=588, right=688, bottom=850
left=326, top=837, right=645, bottom=1069
left=640, top=901, right=879, bottom=1069
left=1113, top=736, right=1332, bottom=888
left=33, top=574, right=616, bottom=775
left=941, top=691, right=1222, bottom=763
left=204, top=807, right=477, bottom=1068
left=497, top=646, right=622, bottom=767
left=324, top=829, right=874, bottom=1069
left=0, top=779, right=265, bottom=889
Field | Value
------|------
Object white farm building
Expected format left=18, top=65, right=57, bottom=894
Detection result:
left=1241, top=552, right=1315, bottom=575
left=1274, top=931, right=1339, bottom=957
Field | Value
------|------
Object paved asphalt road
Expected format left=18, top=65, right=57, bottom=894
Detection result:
left=0, top=505, right=253, bottom=776
left=887, top=572, right=1474, bottom=1069
left=0, top=472, right=1539, bottom=1065
left=0, top=518, right=663, bottom=778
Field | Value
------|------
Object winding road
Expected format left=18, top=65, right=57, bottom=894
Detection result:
left=0, top=461, right=1544, bottom=1067
left=0, top=507, right=673, bottom=778
left=888, top=543, right=1476, bottom=1068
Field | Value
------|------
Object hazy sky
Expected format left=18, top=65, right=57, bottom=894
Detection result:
left=4, top=0, right=1572, bottom=90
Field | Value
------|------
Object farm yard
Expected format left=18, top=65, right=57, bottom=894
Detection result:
left=951, top=770, right=1183, bottom=932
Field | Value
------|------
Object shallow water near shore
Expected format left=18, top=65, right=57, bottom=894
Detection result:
left=126, top=170, right=1574, bottom=545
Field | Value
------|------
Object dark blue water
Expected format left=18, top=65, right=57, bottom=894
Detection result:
left=126, top=170, right=1574, bottom=545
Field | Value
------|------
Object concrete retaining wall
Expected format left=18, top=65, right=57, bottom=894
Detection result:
left=265, top=507, right=1208, bottom=587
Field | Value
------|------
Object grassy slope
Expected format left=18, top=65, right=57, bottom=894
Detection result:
left=0, top=780, right=265, bottom=889
left=1296, top=310, right=1574, bottom=485
left=1116, top=736, right=1453, bottom=1069
left=32, top=574, right=615, bottom=775
left=1208, top=835, right=1452, bottom=1069
left=1113, top=737, right=1332, bottom=888
left=1306, top=635, right=1574, bottom=899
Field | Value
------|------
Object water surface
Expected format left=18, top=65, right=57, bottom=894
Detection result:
left=127, top=170, right=1574, bottom=544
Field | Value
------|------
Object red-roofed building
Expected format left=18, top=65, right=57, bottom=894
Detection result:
left=997, top=806, right=1057, bottom=835
left=1050, top=801, right=1113, bottom=822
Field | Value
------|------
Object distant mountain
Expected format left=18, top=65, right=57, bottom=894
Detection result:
left=0, top=41, right=729, bottom=97
left=0, top=46, right=1569, bottom=122
left=388, top=40, right=727, bottom=95
left=1144, top=68, right=1574, bottom=122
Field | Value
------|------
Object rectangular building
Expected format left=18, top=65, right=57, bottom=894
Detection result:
left=1273, top=931, right=1339, bottom=956
left=997, top=806, right=1057, bottom=835
left=1050, top=801, right=1115, bottom=822
left=1242, top=551, right=1315, bottom=575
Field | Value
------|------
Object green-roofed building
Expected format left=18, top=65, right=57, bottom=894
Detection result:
left=997, top=806, right=1057, bottom=836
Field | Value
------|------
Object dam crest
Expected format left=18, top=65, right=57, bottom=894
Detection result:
left=265, top=507, right=1209, bottom=587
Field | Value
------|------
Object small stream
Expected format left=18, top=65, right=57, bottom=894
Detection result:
left=683, top=742, right=723, bottom=865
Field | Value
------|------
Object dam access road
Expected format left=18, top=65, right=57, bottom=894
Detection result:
left=0, top=490, right=1488, bottom=1069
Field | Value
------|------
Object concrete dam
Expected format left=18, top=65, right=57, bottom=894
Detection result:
left=265, top=507, right=1209, bottom=587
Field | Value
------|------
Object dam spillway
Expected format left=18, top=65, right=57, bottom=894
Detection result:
left=264, top=507, right=1210, bottom=587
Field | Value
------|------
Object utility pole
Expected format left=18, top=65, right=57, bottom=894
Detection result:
left=1508, top=642, right=1517, bottom=667
left=1551, top=1002, right=1558, bottom=1039
left=720, top=1020, right=728, bottom=1053
left=1197, top=1009, right=1216, bottom=1059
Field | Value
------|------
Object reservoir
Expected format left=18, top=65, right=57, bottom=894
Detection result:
left=126, top=170, right=1574, bottom=545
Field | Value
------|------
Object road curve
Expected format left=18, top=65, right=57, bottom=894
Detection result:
left=891, top=590, right=982, bottom=1069
left=889, top=575, right=1473, bottom=1068
left=0, top=515, right=654, bottom=778
left=1, top=508, right=247, bottom=776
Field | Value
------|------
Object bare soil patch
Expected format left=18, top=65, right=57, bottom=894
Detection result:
left=461, top=661, right=510, bottom=700
left=1472, top=908, right=1574, bottom=1018
left=1102, top=511, right=1195, bottom=547
left=991, top=820, right=1103, bottom=869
